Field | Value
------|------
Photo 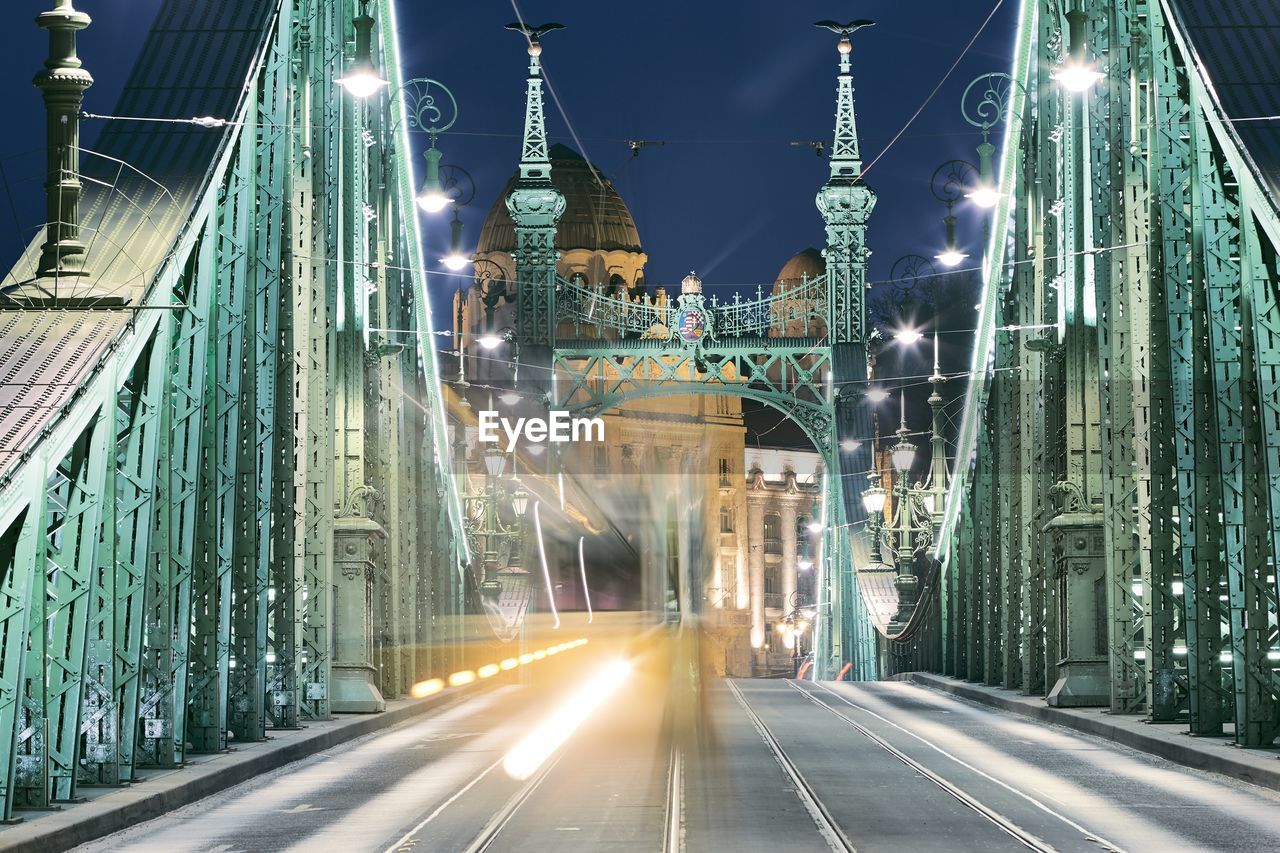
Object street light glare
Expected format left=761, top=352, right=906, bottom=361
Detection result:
left=798, top=559, right=814, bottom=571
left=416, top=190, right=452, bottom=214
left=806, top=520, right=824, bottom=533
left=477, top=334, right=504, bottom=350
left=867, top=387, right=890, bottom=404
left=441, top=252, right=469, bottom=271
left=336, top=70, right=388, bottom=99
left=935, top=248, right=968, bottom=267
left=1052, top=63, right=1105, bottom=93
left=895, top=328, right=925, bottom=345
left=966, top=185, right=1003, bottom=209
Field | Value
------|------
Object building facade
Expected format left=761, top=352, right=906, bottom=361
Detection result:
left=454, top=144, right=825, bottom=677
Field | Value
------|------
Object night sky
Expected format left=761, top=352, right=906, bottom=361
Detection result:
left=0, top=0, right=1019, bottom=439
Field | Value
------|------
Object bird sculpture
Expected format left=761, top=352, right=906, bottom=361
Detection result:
left=813, top=19, right=876, bottom=36
left=504, top=22, right=566, bottom=44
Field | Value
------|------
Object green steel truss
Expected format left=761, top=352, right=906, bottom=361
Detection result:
left=508, top=30, right=881, bottom=680
left=0, top=0, right=466, bottom=817
left=892, top=0, right=1280, bottom=747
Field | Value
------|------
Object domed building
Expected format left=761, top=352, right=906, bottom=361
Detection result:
left=472, top=143, right=648, bottom=296
left=770, top=247, right=827, bottom=338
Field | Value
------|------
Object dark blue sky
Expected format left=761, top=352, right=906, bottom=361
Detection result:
left=0, top=0, right=1017, bottom=393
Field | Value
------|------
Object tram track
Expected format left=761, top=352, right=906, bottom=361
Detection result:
left=663, top=743, right=685, bottom=853
left=791, top=680, right=1126, bottom=853
left=726, top=679, right=858, bottom=852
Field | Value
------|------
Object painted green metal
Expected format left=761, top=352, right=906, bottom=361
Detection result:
left=894, top=0, right=1280, bottom=747
left=0, top=0, right=468, bottom=817
left=509, top=28, right=879, bottom=680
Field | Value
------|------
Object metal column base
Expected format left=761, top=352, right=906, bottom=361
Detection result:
left=1047, top=659, right=1109, bottom=707
left=330, top=664, right=386, bottom=713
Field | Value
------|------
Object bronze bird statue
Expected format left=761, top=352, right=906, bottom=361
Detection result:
left=814, top=20, right=877, bottom=36
left=504, top=22, right=566, bottom=44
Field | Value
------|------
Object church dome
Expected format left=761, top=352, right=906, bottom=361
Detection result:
left=772, top=247, right=826, bottom=295
left=770, top=247, right=827, bottom=338
left=476, top=144, right=642, bottom=255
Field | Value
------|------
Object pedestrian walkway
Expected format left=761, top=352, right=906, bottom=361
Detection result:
left=904, top=672, right=1280, bottom=792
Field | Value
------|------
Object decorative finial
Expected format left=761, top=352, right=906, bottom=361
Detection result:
left=505, top=22, right=565, bottom=63
left=814, top=18, right=876, bottom=60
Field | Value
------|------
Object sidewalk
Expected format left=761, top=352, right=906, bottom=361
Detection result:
left=0, top=688, right=485, bottom=853
left=904, top=672, right=1280, bottom=792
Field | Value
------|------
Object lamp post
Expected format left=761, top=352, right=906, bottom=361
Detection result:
left=959, top=72, right=1026, bottom=211
left=861, top=382, right=948, bottom=633
left=780, top=591, right=815, bottom=677
left=931, top=159, right=976, bottom=268
left=336, top=0, right=388, bottom=99
left=460, top=443, right=529, bottom=600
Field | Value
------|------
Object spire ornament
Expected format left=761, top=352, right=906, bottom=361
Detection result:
left=505, top=22, right=567, bottom=349
left=814, top=19, right=877, bottom=345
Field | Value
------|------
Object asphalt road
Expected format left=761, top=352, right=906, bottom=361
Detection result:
left=76, top=646, right=1280, bottom=853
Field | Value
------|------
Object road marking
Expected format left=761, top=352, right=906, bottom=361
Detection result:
left=726, top=679, right=856, bottom=853
left=460, top=752, right=563, bottom=853
left=803, top=681, right=1126, bottom=853
left=382, top=757, right=503, bottom=853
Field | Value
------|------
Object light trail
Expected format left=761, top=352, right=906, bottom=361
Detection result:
left=407, top=639, right=589, bottom=700
left=533, top=500, right=561, bottom=628
left=501, top=659, right=632, bottom=781
left=578, top=536, right=594, bottom=623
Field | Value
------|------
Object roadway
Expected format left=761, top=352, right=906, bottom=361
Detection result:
left=75, top=636, right=1280, bottom=853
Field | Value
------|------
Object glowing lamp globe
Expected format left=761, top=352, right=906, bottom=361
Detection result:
left=861, top=486, right=887, bottom=515
left=895, top=329, right=924, bottom=345
left=965, top=185, right=1003, bottom=209
left=337, top=69, right=387, bottom=100
left=416, top=189, right=452, bottom=214
left=1052, top=64, right=1105, bottom=93
left=891, top=440, right=917, bottom=473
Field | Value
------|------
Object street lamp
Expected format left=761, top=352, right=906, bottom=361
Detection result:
left=416, top=142, right=452, bottom=213
left=1052, top=10, right=1104, bottom=93
left=511, top=481, right=529, bottom=517
left=483, top=444, right=507, bottom=478
left=441, top=212, right=469, bottom=270
left=336, top=1, right=388, bottom=99
left=960, top=72, right=1026, bottom=212
left=860, top=383, right=949, bottom=633
left=931, top=160, right=975, bottom=267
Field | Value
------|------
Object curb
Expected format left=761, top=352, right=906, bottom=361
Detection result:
left=0, top=686, right=494, bottom=853
left=903, top=672, right=1280, bottom=793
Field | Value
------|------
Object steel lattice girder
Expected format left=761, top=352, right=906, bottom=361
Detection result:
left=915, top=0, right=1280, bottom=745
left=0, top=0, right=467, bottom=818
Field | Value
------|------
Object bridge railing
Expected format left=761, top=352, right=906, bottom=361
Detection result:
left=553, top=272, right=827, bottom=339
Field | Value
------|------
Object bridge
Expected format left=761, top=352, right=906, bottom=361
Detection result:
left=0, top=0, right=1278, bottom=851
